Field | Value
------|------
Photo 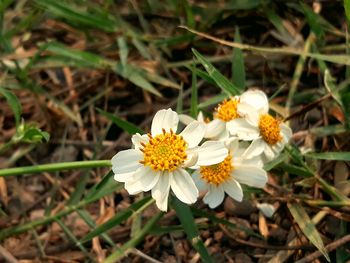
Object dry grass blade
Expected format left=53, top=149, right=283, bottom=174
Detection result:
left=180, top=26, right=350, bottom=65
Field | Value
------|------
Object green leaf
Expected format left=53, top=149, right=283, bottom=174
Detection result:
left=185, top=66, right=216, bottom=86
left=198, top=93, right=228, bottom=109
left=300, top=2, right=324, bottom=39
left=117, top=36, right=129, bottom=67
left=324, top=69, right=343, bottom=108
left=171, top=197, right=213, bottom=263
left=114, top=63, right=162, bottom=97
left=46, top=42, right=108, bottom=67
left=13, top=122, right=50, bottom=144
left=190, top=60, right=198, bottom=118
left=35, top=0, right=118, bottom=32
left=80, top=196, right=153, bottom=243
left=306, top=152, right=350, bottom=161
left=192, top=48, right=240, bottom=96
left=232, top=28, right=245, bottom=91
left=182, top=0, right=195, bottom=28
left=0, top=87, right=21, bottom=127
left=288, top=203, right=330, bottom=262
left=345, top=0, right=350, bottom=22
left=96, top=108, right=144, bottom=135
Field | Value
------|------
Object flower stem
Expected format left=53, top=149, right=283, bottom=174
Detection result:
left=0, top=160, right=112, bottom=177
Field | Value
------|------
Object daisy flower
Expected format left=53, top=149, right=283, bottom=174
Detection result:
left=112, top=108, right=228, bottom=211
left=192, top=139, right=267, bottom=208
left=180, top=90, right=271, bottom=141
left=227, top=90, right=292, bottom=161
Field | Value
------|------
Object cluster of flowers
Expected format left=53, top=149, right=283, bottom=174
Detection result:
left=112, top=90, right=292, bottom=211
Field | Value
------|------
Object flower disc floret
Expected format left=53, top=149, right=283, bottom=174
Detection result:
left=200, top=155, right=233, bottom=185
left=140, top=129, right=187, bottom=171
left=258, top=114, right=282, bottom=145
left=215, top=98, right=240, bottom=122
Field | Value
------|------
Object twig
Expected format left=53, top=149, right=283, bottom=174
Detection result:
left=0, top=245, right=19, bottom=263
left=295, top=234, right=350, bottom=263
left=283, top=93, right=331, bottom=121
left=129, top=248, right=162, bottom=263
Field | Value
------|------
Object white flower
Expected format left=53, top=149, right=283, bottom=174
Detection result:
left=227, top=90, right=292, bottom=161
left=112, top=108, right=228, bottom=211
left=180, top=94, right=250, bottom=140
left=192, top=139, right=267, bottom=208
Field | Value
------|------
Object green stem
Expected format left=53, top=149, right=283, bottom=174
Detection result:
left=0, top=160, right=112, bottom=177
left=104, top=212, right=163, bottom=263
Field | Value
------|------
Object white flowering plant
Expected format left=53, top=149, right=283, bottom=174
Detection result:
left=106, top=48, right=296, bottom=261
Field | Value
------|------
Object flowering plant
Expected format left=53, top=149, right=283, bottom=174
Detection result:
left=112, top=89, right=292, bottom=211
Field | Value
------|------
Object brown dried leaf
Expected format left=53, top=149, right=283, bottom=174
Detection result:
left=0, top=177, right=8, bottom=206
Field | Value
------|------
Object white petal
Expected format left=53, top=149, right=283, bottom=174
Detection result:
left=183, top=150, right=198, bottom=167
left=203, top=185, right=225, bottom=208
left=114, top=171, right=135, bottom=183
left=239, top=89, right=268, bottom=114
left=239, top=155, right=264, bottom=167
left=131, top=133, right=149, bottom=152
left=233, top=165, right=268, bottom=188
left=245, top=110, right=260, bottom=126
left=111, top=149, right=142, bottom=175
left=205, top=119, right=226, bottom=138
left=151, top=172, right=171, bottom=211
left=134, top=166, right=160, bottom=191
left=280, top=123, right=292, bottom=142
left=226, top=119, right=260, bottom=140
left=225, top=137, right=239, bottom=153
left=264, top=145, right=277, bottom=161
left=223, top=179, right=243, bottom=202
left=179, top=114, right=195, bottom=126
left=192, top=170, right=208, bottom=192
left=197, top=111, right=205, bottom=122
left=257, top=203, right=276, bottom=218
left=151, top=108, right=179, bottom=136
left=195, top=141, right=228, bottom=166
left=180, top=121, right=205, bottom=148
left=124, top=168, right=145, bottom=195
left=243, top=138, right=266, bottom=159
left=171, top=169, right=198, bottom=204
left=215, top=128, right=230, bottom=141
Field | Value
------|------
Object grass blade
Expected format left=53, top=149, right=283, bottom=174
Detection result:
left=96, top=108, right=144, bottom=135
left=35, top=0, right=118, bottom=32
left=345, top=0, right=350, bottom=22
left=288, top=203, right=330, bottom=262
left=190, top=60, right=198, bottom=118
left=0, top=87, right=21, bottom=127
left=232, top=27, right=245, bottom=91
left=171, top=197, right=213, bottom=263
left=192, top=48, right=240, bottom=96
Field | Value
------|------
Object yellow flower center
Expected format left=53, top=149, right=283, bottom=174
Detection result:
left=258, top=114, right=282, bottom=145
left=140, top=129, right=187, bottom=171
left=200, top=155, right=233, bottom=185
left=214, top=98, right=240, bottom=122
